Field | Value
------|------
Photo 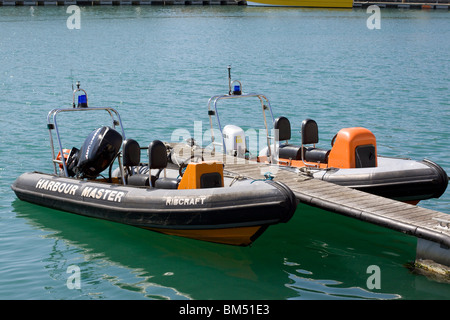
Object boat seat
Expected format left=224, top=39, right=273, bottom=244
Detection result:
left=274, top=116, right=302, bottom=160
left=122, top=139, right=141, bottom=168
left=274, top=116, right=292, bottom=142
left=301, top=119, right=330, bottom=165
left=121, top=139, right=149, bottom=186
left=155, top=178, right=179, bottom=189
left=273, top=116, right=329, bottom=163
left=127, top=174, right=150, bottom=187
left=302, top=147, right=330, bottom=164
left=273, top=117, right=329, bottom=164
left=278, top=145, right=302, bottom=161
left=301, top=118, right=319, bottom=145
left=148, top=140, right=180, bottom=189
left=122, top=139, right=141, bottom=178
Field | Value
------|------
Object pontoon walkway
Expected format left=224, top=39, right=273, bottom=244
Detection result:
left=206, top=153, right=450, bottom=273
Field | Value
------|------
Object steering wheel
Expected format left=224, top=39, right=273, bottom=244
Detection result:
left=178, top=154, right=205, bottom=177
left=331, top=134, right=337, bottom=147
left=179, top=162, right=188, bottom=177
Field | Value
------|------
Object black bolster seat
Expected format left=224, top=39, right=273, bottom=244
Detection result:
left=127, top=174, right=150, bottom=187
left=278, top=145, right=302, bottom=160
left=155, top=178, right=179, bottom=189
left=303, top=147, right=330, bottom=164
left=148, top=140, right=180, bottom=189
left=300, top=119, right=330, bottom=164
left=274, top=116, right=329, bottom=163
left=277, top=141, right=330, bottom=163
left=274, top=116, right=302, bottom=160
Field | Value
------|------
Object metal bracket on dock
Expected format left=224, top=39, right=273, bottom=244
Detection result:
left=433, top=217, right=450, bottom=230
left=296, top=166, right=331, bottom=179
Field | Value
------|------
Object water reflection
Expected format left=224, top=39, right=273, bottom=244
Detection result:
left=14, top=199, right=298, bottom=299
left=12, top=199, right=421, bottom=300
left=286, top=270, right=401, bottom=300
left=13, top=200, right=192, bottom=299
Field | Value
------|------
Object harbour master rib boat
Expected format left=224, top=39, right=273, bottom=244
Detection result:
left=204, top=68, right=448, bottom=205
left=11, top=83, right=296, bottom=246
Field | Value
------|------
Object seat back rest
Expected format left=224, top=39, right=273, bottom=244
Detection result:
left=148, top=140, right=168, bottom=170
left=301, top=119, right=319, bottom=145
left=122, top=139, right=141, bottom=167
left=274, top=116, right=291, bottom=142
left=301, top=119, right=328, bottom=167
left=148, top=140, right=169, bottom=187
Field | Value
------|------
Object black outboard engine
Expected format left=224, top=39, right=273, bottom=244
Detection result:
left=75, top=126, right=123, bottom=179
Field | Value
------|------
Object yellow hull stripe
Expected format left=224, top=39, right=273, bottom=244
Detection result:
left=145, top=225, right=266, bottom=246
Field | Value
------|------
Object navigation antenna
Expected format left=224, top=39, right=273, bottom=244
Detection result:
left=228, top=65, right=232, bottom=95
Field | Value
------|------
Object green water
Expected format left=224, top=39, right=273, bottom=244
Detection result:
left=0, top=6, right=449, bottom=300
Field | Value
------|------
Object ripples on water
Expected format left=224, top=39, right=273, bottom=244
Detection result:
left=0, top=6, right=449, bottom=300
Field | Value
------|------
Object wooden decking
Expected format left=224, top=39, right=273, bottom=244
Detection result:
left=209, top=155, right=450, bottom=249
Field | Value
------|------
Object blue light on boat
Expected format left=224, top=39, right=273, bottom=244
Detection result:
left=78, top=94, right=87, bottom=107
left=78, top=95, right=87, bottom=104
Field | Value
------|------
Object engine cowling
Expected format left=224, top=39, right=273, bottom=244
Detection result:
left=76, top=126, right=123, bottom=178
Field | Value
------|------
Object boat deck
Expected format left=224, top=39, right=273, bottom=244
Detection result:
left=202, top=152, right=450, bottom=250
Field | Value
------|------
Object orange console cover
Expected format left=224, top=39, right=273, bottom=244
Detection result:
left=328, top=127, right=377, bottom=169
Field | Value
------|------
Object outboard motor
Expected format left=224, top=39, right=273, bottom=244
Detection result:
left=75, top=126, right=123, bottom=179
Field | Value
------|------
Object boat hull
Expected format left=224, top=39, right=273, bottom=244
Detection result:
left=145, top=225, right=269, bottom=246
left=309, top=157, right=448, bottom=204
left=246, top=0, right=353, bottom=8
left=11, top=172, right=297, bottom=246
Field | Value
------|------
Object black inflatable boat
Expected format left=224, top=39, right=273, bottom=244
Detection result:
left=11, top=84, right=296, bottom=246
